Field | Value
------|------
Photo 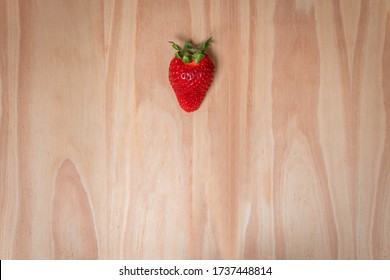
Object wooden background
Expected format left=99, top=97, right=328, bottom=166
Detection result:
left=1, top=0, right=390, bottom=260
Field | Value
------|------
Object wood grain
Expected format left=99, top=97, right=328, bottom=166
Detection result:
left=1, top=0, right=390, bottom=259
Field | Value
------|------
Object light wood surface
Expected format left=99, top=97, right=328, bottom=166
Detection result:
left=1, top=0, right=390, bottom=259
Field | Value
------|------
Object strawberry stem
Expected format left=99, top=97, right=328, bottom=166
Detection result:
left=169, top=37, right=213, bottom=64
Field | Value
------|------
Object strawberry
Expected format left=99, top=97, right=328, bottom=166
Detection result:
left=168, top=37, right=215, bottom=112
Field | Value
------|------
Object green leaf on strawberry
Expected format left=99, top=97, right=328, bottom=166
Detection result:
left=184, top=41, right=193, bottom=49
left=192, top=53, right=205, bottom=64
left=168, top=37, right=213, bottom=64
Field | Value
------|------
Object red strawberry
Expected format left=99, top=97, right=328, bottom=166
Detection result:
left=168, top=37, right=215, bottom=112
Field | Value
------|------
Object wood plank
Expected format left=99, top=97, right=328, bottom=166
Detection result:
left=0, top=0, right=389, bottom=259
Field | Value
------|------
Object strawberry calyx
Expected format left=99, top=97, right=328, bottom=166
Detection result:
left=169, top=37, right=212, bottom=64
